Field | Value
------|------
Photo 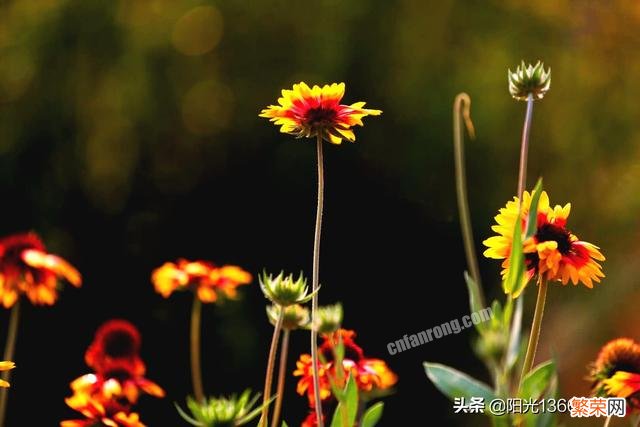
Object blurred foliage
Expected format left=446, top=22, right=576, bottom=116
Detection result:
left=1, top=0, right=640, bottom=425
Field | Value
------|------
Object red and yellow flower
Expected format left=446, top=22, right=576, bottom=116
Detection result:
left=260, top=82, right=381, bottom=145
left=590, top=338, right=640, bottom=410
left=151, top=259, right=251, bottom=303
left=61, top=391, right=145, bottom=427
left=0, top=232, right=81, bottom=308
left=294, top=329, right=397, bottom=407
left=85, top=320, right=145, bottom=378
left=0, top=361, right=15, bottom=388
left=483, top=191, right=604, bottom=295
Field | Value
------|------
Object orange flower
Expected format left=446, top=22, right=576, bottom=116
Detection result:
left=260, top=82, right=381, bottom=145
left=0, top=361, right=15, bottom=388
left=301, top=411, right=325, bottom=427
left=61, top=391, right=145, bottom=427
left=294, top=329, right=397, bottom=407
left=0, top=232, right=81, bottom=308
left=590, top=338, right=640, bottom=409
left=483, top=191, right=604, bottom=295
left=151, top=259, right=251, bottom=303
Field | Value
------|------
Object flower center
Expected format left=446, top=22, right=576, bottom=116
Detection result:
left=104, top=331, right=137, bottom=358
left=305, top=107, right=337, bottom=127
left=535, top=223, right=572, bottom=254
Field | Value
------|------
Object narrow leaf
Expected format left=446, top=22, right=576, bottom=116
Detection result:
left=424, top=362, right=496, bottom=401
left=464, top=272, right=487, bottom=332
left=360, top=402, right=384, bottom=427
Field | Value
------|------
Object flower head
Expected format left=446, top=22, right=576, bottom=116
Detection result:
left=177, top=390, right=263, bottom=427
left=589, top=338, right=640, bottom=409
left=266, top=304, right=310, bottom=331
left=85, top=320, right=144, bottom=378
left=483, top=190, right=604, bottom=295
left=508, top=61, right=551, bottom=101
left=259, top=271, right=314, bottom=307
left=260, top=82, right=381, bottom=145
left=314, top=303, right=343, bottom=334
left=294, top=329, right=397, bottom=407
left=0, top=361, right=15, bottom=388
left=61, top=391, right=146, bottom=427
left=152, top=260, right=251, bottom=303
left=0, top=232, right=81, bottom=308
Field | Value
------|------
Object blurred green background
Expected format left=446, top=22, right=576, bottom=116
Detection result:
left=1, top=0, right=639, bottom=425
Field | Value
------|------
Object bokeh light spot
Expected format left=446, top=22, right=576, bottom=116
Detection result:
left=171, top=6, right=223, bottom=56
left=181, top=80, right=233, bottom=135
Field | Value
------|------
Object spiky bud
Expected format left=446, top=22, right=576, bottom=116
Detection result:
left=508, top=61, right=551, bottom=101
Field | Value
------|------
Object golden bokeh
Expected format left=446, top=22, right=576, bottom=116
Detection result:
left=171, top=6, right=223, bottom=56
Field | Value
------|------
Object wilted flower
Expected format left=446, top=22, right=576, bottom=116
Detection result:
left=508, top=61, right=551, bottom=101
left=0, top=232, right=81, bottom=308
left=314, top=303, right=343, bottom=334
left=266, top=304, right=310, bottom=331
left=294, top=329, right=397, bottom=407
left=590, top=338, right=640, bottom=409
left=259, top=271, right=315, bottom=307
left=176, top=390, right=264, bottom=427
left=152, top=260, right=251, bottom=303
left=0, top=361, right=15, bottom=388
left=259, top=82, right=381, bottom=145
left=483, top=190, right=604, bottom=296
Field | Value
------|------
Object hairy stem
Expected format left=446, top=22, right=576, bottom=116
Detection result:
left=453, top=93, right=484, bottom=302
left=520, top=280, right=548, bottom=381
left=190, top=296, right=204, bottom=403
left=0, top=301, right=20, bottom=427
left=310, top=134, right=325, bottom=426
left=270, top=329, right=290, bottom=427
left=261, top=309, right=284, bottom=427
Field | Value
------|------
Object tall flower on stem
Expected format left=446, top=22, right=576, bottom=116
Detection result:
left=260, top=82, right=381, bottom=426
left=484, top=188, right=604, bottom=380
left=0, top=232, right=81, bottom=427
left=590, top=338, right=640, bottom=411
left=151, top=259, right=251, bottom=402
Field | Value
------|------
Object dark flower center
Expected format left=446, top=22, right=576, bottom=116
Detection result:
left=104, top=331, right=137, bottom=358
left=535, top=223, right=572, bottom=254
left=305, top=107, right=337, bottom=127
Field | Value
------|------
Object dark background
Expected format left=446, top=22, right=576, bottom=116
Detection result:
left=1, top=1, right=639, bottom=426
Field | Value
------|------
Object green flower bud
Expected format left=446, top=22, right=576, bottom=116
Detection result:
left=177, top=389, right=264, bottom=426
left=314, top=303, right=343, bottom=334
left=508, top=61, right=551, bottom=101
left=266, top=304, right=310, bottom=331
left=259, top=271, right=316, bottom=307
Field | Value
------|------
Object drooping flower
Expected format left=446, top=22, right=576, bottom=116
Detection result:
left=0, top=361, right=15, bottom=387
left=0, top=232, right=81, bottom=308
left=151, top=259, right=251, bottom=303
left=483, top=190, right=604, bottom=295
left=259, top=82, right=381, bottom=145
left=590, top=338, right=640, bottom=409
left=294, top=329, right=397, bottom=407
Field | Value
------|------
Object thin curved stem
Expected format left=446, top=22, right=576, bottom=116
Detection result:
left=453, top=93, right=484, bottom=300
left=520, top=280, right=547, bottom=382
left=310, top=135, right=324, bottom=426
left=260, top=309, right=284, bottom=427
left=517, top=94, right=535, bottom=199
left=190, top=296, right=205, bottom=403
left=0, top=301, right=20, bottom=427
left=270, top=329, right=290, bottom=427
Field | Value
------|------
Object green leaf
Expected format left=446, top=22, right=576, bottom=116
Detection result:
left=503, top=210, right=524, bottom=295
left=281, top=422, right=288, bottom=427
left=519, top=360, right=556, bottom=400
left=330, top=374, right=359, bottom=427
left=525, top=179, right=543, bottom=238
left=464, top=272, right=487, bottom=332
left=505, top=296, right=523, bottom=370
left=360, top=402, right=384, bottom=427
left=424, top=362, right=496, bottom=401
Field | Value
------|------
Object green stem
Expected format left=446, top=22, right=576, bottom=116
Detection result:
left=0, top=301, right=20, bottom=427
left=270, top=329, right=289, bottom=427
left=260, top=309, right=284, bottom=427
left=516, top=94, right=534, bottom=199
left=453, top=93, right=484, bottom=302
left=190, top=296, right=204, bottom=403
left=310, top=134, right=325, bottom=426
left=520, top=280, right=547, bottom=382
